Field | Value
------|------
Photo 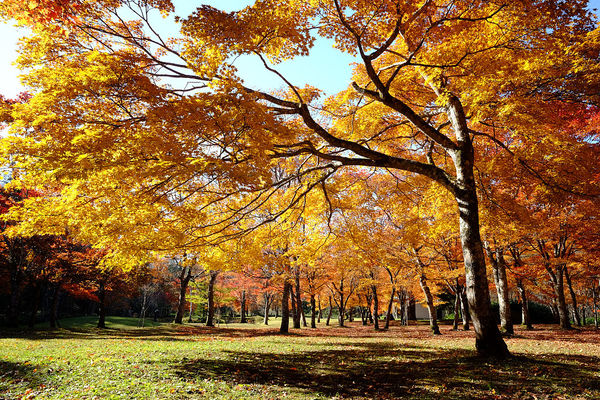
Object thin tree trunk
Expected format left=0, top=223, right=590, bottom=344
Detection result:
left=452, top=283, right=461, bottom=331
left=317, top=295, right=322, bottom=323
left=326, top=295, right=332, bottom=326
left=280, top=280, right=291, bottom=333
left=206, top=270, right=218, bottom=327
left=188, top=286, right=194, bottom=323
left=516, top=279, right=533, bottom=330
left=419, top=274, right=440, bottom=335
left=372, top=285, right=380, bottom=330
left=564, top=267, right=581, bottom=326
left=96, top=282, right=106, bottom=329
left=310, top=294, right=316, bottom=328
left=240, top=290, right=247, bottom=323
left=338, top=282, right=345, bottom=327
left=593, top=281, right=598, bottom=329
left=290, top=285, right=299, bottom=328
left=263, top=293, right=271, bottom=325
left=460, top=287, right=470, bottom=330
left=294, top=270, right=302, bottom=329
left=384, top=287, right=395, bottom=330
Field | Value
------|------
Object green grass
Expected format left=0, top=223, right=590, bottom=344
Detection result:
left=1, top=319, right=599, bottom=399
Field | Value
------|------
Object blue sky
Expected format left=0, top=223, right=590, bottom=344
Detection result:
left=1, top=0, right=599, bottom=99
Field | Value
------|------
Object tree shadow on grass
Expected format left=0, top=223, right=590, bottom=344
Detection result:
left=172, top=342, right=600, bottom=399
left=0, top=360, right=45, bottom=397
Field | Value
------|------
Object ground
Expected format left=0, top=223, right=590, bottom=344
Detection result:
left=1, top=317, right=599, bottom=399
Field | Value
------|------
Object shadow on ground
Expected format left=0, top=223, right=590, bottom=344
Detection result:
left=172, top=342, right=600, bottom=399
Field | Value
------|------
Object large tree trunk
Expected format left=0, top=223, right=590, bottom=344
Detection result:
left=206, top=270, right=218, bottom=327
left=310, top=294, right=316, bottom=328
left=371, top=285, right=380, bottom=330
left=449, top=96, right=508, bottom=357
left=384, top=287, right=395, bottom=330
left=564, top=267, right=581, bottom=326
left=516, top=279, right=533, bottom=330
left=419, top=274, right=440, bottom=335
left=174, top=267, right=192, bottom=324
left=280, top=280, right=291, bottom=333
left=485, top=245, right=513, bottom=335
left=240, top=290, right=247, bottom=323
left=96, top=282, right=106, bottom=329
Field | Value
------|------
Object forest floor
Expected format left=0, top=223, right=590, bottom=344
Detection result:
left=0, top=317, right=599, bottom=399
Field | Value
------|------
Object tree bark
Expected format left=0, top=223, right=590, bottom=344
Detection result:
left=188, top=286, right=194, bottom=323
left=337, top=281, right=345, bottom=327
left=564, top=267, right=581, bottom=326
left=96, top=282, right=106, bottom=329
left=206, top=270, right=218, bottom=327
left=317, top=295, right=322, bottom=323
left=372, top=285, right=380, bottom=330
left=310, top=294, right=316, bottom=328
left=294, top=270, right=302, bottom=329
left=593, top=281, right=598, bottom=329
left=485, top=244, right=513, bottom=335
left=326, top=295, right=332, bottom=326
left=516, top=279, right=533, bottom=330
left=280, top=280, right=291, bottom=333
left=419, top=274, right=441, bottom=335
left=174, top=266, right=192, bottom=324
left=240, top=290, right=247, bottom=323
left=460, top=286, right=470, bottom=330
left=384, top=287, right=395, bottom=330
left=452, top=283, right=461, bottom=331
left=547, top=264, right=571, bottom=329
left=263, top=292, right=272, bottom=325
left=290, top=285, right=299, bottom=329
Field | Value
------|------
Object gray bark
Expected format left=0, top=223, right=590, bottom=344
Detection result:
left=419, top=274, right=440, bottom=335
left=485, top=244, right=513, bottom=334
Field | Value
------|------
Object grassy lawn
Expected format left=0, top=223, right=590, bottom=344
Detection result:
left=1, top=318, right=599, bottom=399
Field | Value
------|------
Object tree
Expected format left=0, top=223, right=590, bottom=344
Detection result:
left=4, top=0, right=600, bottom=358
